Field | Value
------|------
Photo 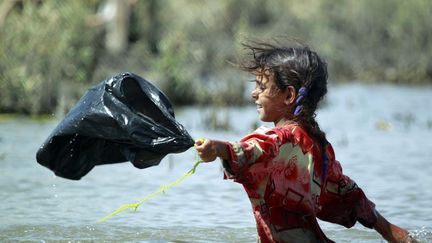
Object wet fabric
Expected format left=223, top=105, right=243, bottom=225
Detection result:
left=36, top=72, right=194, bottom=180
left=222, top=125, right=377, bottom=243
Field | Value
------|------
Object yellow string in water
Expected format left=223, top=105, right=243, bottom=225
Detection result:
left=98, top=159, right=203, bottom=223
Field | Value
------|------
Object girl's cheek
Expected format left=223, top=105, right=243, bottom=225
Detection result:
left=262, top=91, right=272, bottom=98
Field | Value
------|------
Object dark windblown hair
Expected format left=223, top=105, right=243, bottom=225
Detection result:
left=240, top=39, right=328, bottom=146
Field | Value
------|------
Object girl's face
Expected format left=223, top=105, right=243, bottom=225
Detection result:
left=251, top=72, right=295, bottom=126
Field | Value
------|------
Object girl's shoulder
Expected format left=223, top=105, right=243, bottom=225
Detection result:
left=246, top=124, right=314, bottom=146
left=276, top=124, right=313, bottom=143
left=273, top=124, right=317, bottom=154
left=240, top=126, right=279, bottom=143
left=242, top=125, right=335, bottom=159
left=274, top=124, right=335, bottom=160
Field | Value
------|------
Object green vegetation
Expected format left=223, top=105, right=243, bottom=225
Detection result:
left=0, top=0, right=431, bottom=115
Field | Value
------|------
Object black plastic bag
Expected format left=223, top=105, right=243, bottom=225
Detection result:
left=36, top=72, right=194, bottom=180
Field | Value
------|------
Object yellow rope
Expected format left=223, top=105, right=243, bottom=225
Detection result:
left=97, top=159, right=203, bottom=223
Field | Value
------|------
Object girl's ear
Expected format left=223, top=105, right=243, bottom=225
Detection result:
left=284, top=86, right=297, bottom=106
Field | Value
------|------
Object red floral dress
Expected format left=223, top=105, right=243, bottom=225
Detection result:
left=222, top=125, right=377, bottom=243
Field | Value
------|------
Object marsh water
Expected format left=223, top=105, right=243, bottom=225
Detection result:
left=1, top=83, right=432, bottom=243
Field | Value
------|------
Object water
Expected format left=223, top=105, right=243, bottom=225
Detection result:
left=1, top=83, right=432, bottom=243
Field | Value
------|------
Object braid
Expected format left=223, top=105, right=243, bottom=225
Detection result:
left=284, top=48, right=328, bottom=146
left=293, top=108, right=327, bottom=146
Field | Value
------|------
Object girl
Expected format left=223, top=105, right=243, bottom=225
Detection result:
left=195, top=41, right=413, bottom=243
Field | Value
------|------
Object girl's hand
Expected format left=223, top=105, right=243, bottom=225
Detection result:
left=195, top=139, right=218, bottom=162
left=374, top=211, right=418, bottom=243
left=195, top=139, right=229, bottom=162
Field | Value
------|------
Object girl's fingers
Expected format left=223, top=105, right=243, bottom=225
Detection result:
left=194, top=138, right=206, bottom=148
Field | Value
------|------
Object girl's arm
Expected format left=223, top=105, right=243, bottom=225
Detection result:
left=373, top=211, right=414, bottom=243
left=195, top=139, right=229, bottom=162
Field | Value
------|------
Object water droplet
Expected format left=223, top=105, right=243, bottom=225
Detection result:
left=86, top=226, right=95, bottom=231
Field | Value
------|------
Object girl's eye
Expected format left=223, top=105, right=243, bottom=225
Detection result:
left=253, top=80, right=265, bottom=91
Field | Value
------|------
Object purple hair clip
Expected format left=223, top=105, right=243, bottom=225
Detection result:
left=298, top=87, right=308, bottom=96
left=294, top=106, right=302, bottom=116
left=295, top=96, right=303, bottom=105
left=294, top=87, right=308, bottom=116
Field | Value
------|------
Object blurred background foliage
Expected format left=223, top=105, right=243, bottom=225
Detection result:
left=0, top=0, right=431, bottom=115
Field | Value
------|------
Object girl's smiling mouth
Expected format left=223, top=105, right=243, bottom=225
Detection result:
left=256, top=103, right=263, bottom=111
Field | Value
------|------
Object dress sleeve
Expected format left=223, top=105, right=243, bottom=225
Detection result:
left=222, top=127, right=280, bottom=179
left=317, top=159, right=378, bottom=229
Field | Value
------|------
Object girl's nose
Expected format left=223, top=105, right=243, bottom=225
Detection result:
left=251, top=89, right=258, bottom=100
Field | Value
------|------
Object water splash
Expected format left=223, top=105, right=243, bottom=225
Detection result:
left=409, top=227, right=432, bottom=243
